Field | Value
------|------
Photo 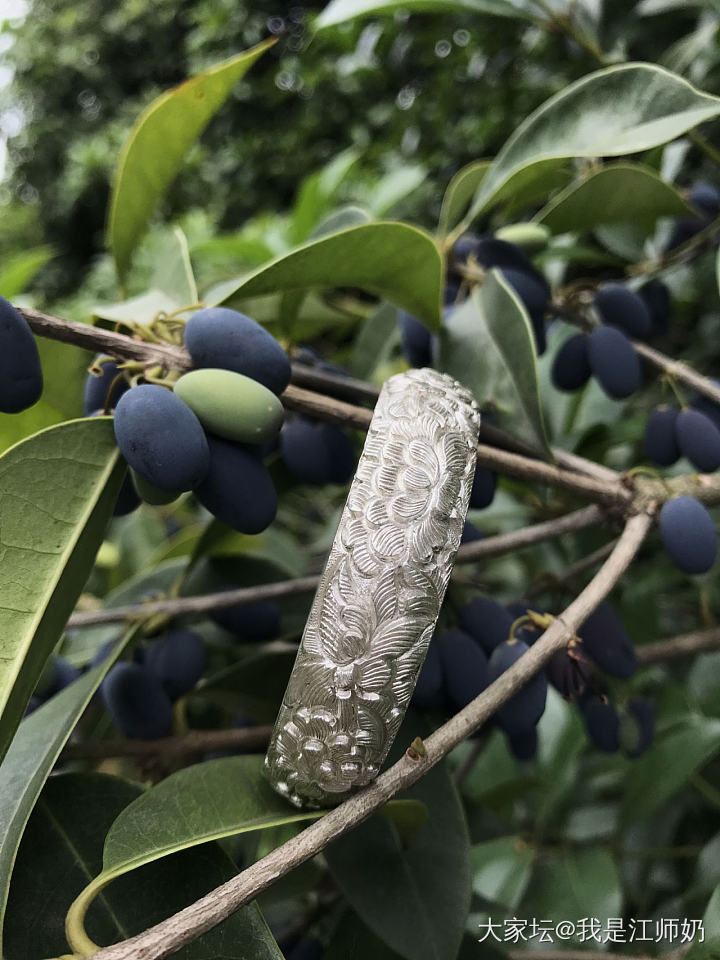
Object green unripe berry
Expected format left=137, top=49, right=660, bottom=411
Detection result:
left=495, top=222, right=550, bottom=252
left=173, top=369, right=284, bottom=444
left=130, top=469, right=181, bottom=505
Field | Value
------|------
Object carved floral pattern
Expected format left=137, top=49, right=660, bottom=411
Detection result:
left=264, top=368, right=481, bottom=808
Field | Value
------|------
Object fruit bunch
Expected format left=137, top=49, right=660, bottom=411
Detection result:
left=413, top=595, right=654, bottom=762
left=84, top=306, right=292, bottom=533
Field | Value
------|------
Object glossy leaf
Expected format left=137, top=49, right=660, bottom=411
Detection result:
left=468, top=63, right=720, bottom=220
left=439, top=279, right=550, bottom=453
left=213, top=222, right=444, bottom=329
left=67, top=755, right=323, bottom=934
left=0, top=626, right=138, bottom=950
left=325, top=715, right=471, bottom=960
left=471, top=837, right=534, bottom=911
left=622, top=716, right=720, bottom=822
left=0, top=418, right=124, bottom=761
left=537, top=164, right=693, bottom=233
left=5, top=772, right=282, bottom=960
left=522, top=848, right=622, bottom=931
left=315, top=0, right=530, bottom=30
left=438, top=160, right=491, bottom=237
left=0, top=246, right=54, bottom=299
left=149, top=225, right=198, bottom=305
left=107, top=41, right=273, bottom=282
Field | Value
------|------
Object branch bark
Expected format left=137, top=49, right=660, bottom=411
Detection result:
left=62, top=725, right=273, bottom=763
left=88, top=512, right=653, bottom=960
left=637, top=626, right=720, bottom=665
left=67, top=505, right=607, bottom=628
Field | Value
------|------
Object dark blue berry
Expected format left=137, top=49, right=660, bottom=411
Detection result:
left=196, top=434, right=277, bottom=534
left=622, top=697, right=655, bottom=758
left=280, top=417, right=355, bottom=485
left=500, top=267, right=549, bottom=353
left=412, top=638, right=445, bottom=710
left=461, top=521, right=483, bottom=544
left=551, top=334, right=591, bottom=392
left=470, top=467, right=497, bottom=509
left=184, top=307, right=291, bottom=395
left=83, top=355, right=129, bottom=414
left=546, top=646, right=592, bottom=699
left=487, top=639, right=547, bottom=735
left=398, top=311, right=432, bottom=368
left=507, top=727, right=538, bottom=761
left=645, top=406, right=680, bottom=467
left=0, top=295, right=42, bottom=413
left=145, top=629, right=207, bottom=700
left=113, top=385, right=209, bottom=492
left=594, top=283, right=651, bottom=339
left=459, top=597, right=513, bottom=655
left=587, top=326, right=641, bottom=399
left=454, top=234, right=537, bottom=276
left=578, top=693, right=620, bottom=752
left=675, top=409, right=720, bottom=473
left=101, top=662, right=173, bottom=739
left=577, top=602, right=637, bottom=679
left=438, top=628, right=488, bottom=710
left=211, top=598, right=280, bottom=640
left=691, top=381, right=720, bottom=431
left=659, top=496, right=717, bottom=575
left=690, top=181, right=720, bottom=218
left=639, top=280, right=670, bottom=339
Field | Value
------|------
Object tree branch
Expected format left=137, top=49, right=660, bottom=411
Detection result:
left=637, top=626, right=720, bottom=665
left=61, top=725, right=273, bottom=764
left=18, top=304, right=629, bottom=502
left=67, top=506, right=607, bottom=628
left=88, top=512, right=653, bottom=960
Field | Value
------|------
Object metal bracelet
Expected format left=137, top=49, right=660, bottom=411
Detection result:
left=263, top=368, right=481, bottom=808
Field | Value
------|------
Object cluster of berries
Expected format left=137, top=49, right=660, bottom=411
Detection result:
left=413, top=596, right=654, bottom=762
left=552, top=281, right=669, bottom=400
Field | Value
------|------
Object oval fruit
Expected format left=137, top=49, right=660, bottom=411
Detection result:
left=659, top=495, right=717, bottom=575
left=675, top=408, right=720, bottom=473
left=101, top=662, right=173, bottom=739
left=113, top=384, right=209, bottom=491
left=587, top=326, right=641, bottom=399
left=645, top=406, right=680, bottom=467
left=195, top=434, right=277, bottom=534
left=487, top=638, right=547, bottom=736
left=551, top=333, right=591, bottom=392
left=577, top=602, right=637, bottom=679
left=0, top=295, right=43, bottom=413
left=594, top=283, right=651, bottom=339
left=183, top=307, right=291, bottom=395
left=174, top=368, right=284, bottom=445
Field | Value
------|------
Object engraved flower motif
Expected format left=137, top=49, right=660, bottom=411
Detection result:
left=271, top=706, right=371, bottom=804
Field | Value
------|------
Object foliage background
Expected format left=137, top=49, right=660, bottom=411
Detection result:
left=2, top=1, right=720, bottom=958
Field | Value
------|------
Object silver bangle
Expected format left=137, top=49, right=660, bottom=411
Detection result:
left=263, top=368, right=481, bottom=809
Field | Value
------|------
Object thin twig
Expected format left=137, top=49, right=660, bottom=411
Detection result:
left=637, top=626, right=720, bottom=665
left=88, top=513, right=653, bottom=960
left=67, top=507, right=607, bottom=628
left=62, top=725, right=273, bottom=763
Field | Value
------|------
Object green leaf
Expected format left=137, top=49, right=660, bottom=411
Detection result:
left=0, top=418, right=123, bottom=762
left=201, top=649, right=296, bottom=722
left=468, top=63, right=720, bottom=221
left=471, top=837, right=534, bottom=911
left=290, top=148, right=361, bottom=245
left=0, top=626, right=138, bottom=951
left=349, top=303, right=400, bottom=380
left=93, top=288, right=183, bottom=328
left=315, top=0, right=530, bottom=30
left=536, top=164, right=693, bottom=233
left=438, top=278, right=550, bottom=454
left=438, top=160, right=491, bottom=237
left=522, top=848, right=622, bottom=932
left=0, top=246, right=55, bottom=299
left=622, top=716, right=720, bottom=822
left=687, top=883, right=720, bottom=960
left=149, top=226, right=198, bottom=305
left=107, top=40, right=274, bottom=282
left=212, top=222, right=444, bottom=330
left=66, top=756, right=322, bottom=942
left=325, top=910, right=405, bottom=960
left=325, top=715, right=471, bottom=960
left=5, top=772, right=282, bottom=960
left=368, top=164, right=427, bottom=217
